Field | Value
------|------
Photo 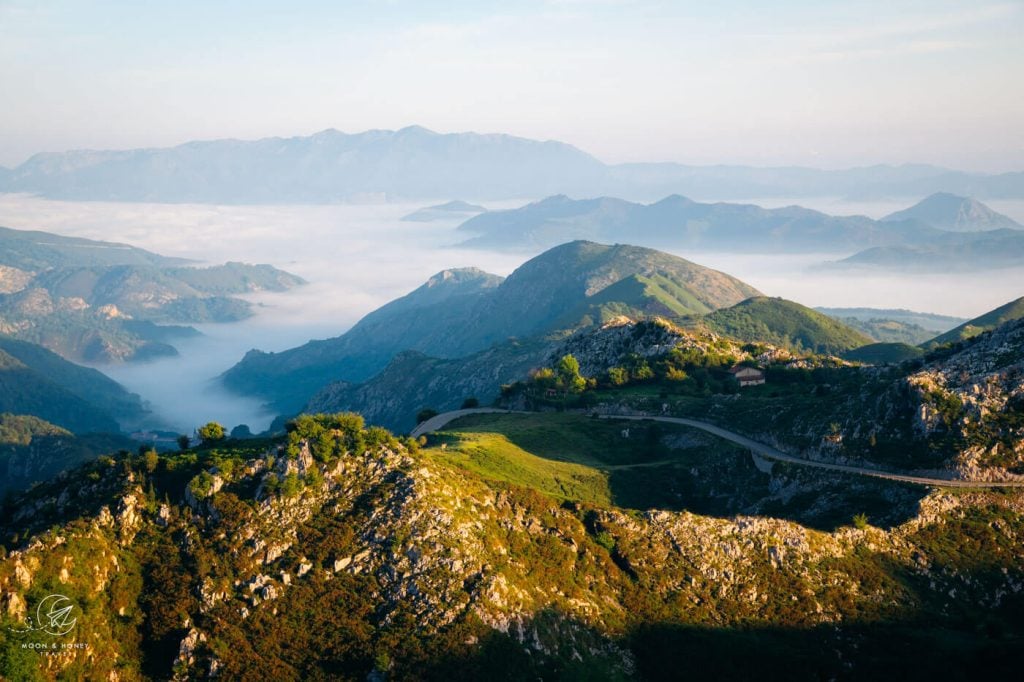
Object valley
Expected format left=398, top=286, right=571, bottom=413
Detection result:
left=3, top=4, right=1023, bottom=678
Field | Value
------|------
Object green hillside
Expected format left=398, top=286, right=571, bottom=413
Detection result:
left=842, top=342, right=924, bottom=365
left=702, top=297, right=873, bottom=354
left=0, top=349, right=121, bottom=433
left=428, top=411, right=924, bottom=529
left=926, top=296, right=1024, bottom=347
left=0, top=336, right=146, bottom=431
left=0, top=413, right=134, bottom=493
left=224, top=241, right=760, bottom=413
left=575, top=272, right=713, bottom=323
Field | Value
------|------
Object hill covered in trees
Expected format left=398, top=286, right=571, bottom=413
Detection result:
left=0, top=336, right=146, bottom=432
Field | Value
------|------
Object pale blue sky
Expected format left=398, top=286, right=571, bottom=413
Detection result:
left=1, top=0, right=1021, bottom=170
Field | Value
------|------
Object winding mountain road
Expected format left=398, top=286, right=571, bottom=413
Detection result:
left=412, top=409, right=1024, bottom=488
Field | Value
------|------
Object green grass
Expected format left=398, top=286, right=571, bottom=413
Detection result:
left=425, top=412, right=754, bottom=511
left=424, top=410, right=928, bottom=530
left=429, top=428, right=614, bottom=505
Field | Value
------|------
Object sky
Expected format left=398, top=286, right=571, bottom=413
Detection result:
left=1, top=0, right=1022, bottom=171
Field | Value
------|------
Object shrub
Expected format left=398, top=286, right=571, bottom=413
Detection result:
left=142, top=449, right=159, bottom=473
left=198, top=422, right=226, bottom=444
left=416, top=408, right=439, bottom=424
left=188, top=471, right=216, bottom=500
left=852, top=513, right=869, bottom=530
left=594, top=531, right=616, bottom=552
left=281, top=473, right=303, bottom=498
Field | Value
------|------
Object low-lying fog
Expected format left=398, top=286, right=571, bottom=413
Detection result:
left=0, top=193, right=1021, bottom=433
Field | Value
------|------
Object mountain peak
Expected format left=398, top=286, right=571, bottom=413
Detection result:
left=397, top=124, right=434, bottom=134
left=883, top=193, right=1021, bottom=232
left=424, top=267, right=500, bottom=288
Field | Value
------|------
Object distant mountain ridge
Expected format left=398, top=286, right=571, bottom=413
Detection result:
left=1, top=127, right=606, bottom=203
left=3, top=126, right=1022, bottom=202
left=222, top=241, right=761, bottom=413
left=401, top=200, right=487, bottom=222
left=815, top=308, right=966, bottom=333
left=828, top=230, right=1024, bottom=271
left=456, top=193, right=1024, bottom=258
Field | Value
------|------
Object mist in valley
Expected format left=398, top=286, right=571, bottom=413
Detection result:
left=0, top=193, right=1020, bottom=433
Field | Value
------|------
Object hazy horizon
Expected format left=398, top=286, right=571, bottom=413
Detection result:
left=2, top=1, right=1022, bottom=172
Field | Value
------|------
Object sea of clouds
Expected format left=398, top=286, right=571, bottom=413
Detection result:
left=0, top=193, right=1021, bottom=432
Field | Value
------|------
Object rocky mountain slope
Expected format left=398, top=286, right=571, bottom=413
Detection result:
left=223, top=241, right=760, bottom=413
left=1, top=415, right=1022, bottom=680
left=528, top=314, right=1024, bottom=481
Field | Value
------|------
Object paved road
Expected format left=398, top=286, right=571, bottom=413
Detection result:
left=412, top=409, right=1024, bottom=489
left=410, top=408, right=518, bottom=438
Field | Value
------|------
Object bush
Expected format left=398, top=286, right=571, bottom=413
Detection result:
left=142, top=448, right=159, bottom=473
left=416, top=408, right=439, bottom=424
left=281, top=473, right=303, bottom=498
left=188, top=471, right=216, bottom=500
left=594, top=531, right=616, bottom=552
left=461, top=397, right=480, bottom=409
left=852, top=513, right=869, bottom=530
left=198, top=422, right=225, bottom=444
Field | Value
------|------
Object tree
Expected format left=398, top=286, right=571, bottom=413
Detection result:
left=177, top=435, right=191, bottom=451
left=416, top=408, right=439, bottom=424
left=607, top=366, right=629, bottom=386
left=197, top=422, right=225, bottom=444
left=142, top=448, right=159, bottom=473
left=555, top=354, right=586, bottom=393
